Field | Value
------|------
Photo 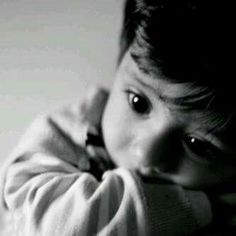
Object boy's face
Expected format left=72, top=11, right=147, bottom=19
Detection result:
left=102, top=50, right=236, bottom=190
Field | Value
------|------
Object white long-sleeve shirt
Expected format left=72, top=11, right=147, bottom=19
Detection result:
left=1, top=87, right=212, bottom=236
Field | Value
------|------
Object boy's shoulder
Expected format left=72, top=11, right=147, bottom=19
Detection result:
left=48, top=85, right=109, bottom=148
left=78, top=86, right=109, bottom=126
left=5, top=86, right=109, bottom=165
left=53, top=86, right=109, bottom=136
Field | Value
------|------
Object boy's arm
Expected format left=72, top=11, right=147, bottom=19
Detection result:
left=2, top=111, right=148, bottom=235
left=2, top=90, right=212, bottom=235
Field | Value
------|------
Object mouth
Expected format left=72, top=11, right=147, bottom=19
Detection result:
left=136, top=167, right=176, bottom=184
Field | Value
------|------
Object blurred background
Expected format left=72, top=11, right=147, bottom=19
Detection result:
left=0, top=0, right=123, bottom=228
left=0, top=0, right=123, bottom=165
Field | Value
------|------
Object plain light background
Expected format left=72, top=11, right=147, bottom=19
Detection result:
left=0, top=0, right=123, bottom=165
left=0, top=0, right=123, bottom=227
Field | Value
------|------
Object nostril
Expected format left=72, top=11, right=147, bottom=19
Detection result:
left=138, top=166, right=158, bottom=177
left=137, top=167, right=175, bottom=184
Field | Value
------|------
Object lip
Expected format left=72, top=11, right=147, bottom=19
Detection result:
left=137, top=167, right=175, bottom=184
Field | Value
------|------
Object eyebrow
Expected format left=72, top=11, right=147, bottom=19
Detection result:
left=133, top=73, right=235, bottom=146
left=126, top=62, right=236, bottom=151
left=131, top=71, right=212, bottom=110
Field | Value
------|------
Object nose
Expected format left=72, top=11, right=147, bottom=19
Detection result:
left=133, top=121, right=181, bottom=174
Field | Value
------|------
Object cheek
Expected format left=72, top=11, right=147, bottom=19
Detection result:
left=102, top=96, right=132, bottom=162
left=102, top=96, right=136, bottom=168
left=173, top=156, right=235, bottom=189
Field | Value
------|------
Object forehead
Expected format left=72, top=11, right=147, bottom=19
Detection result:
left=119, top=51, right=233, bottom=134
left=115, top=52, right=236, bottom=154
left=121, top=51, right=213, bottom=110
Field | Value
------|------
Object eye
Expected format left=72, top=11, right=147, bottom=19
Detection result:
left=127, top=90, right=151, bottom=115
left=183, top=135, right=220, bottom=162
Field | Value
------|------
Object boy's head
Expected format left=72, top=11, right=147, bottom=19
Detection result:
left=102, top=0, right=236, bottom=191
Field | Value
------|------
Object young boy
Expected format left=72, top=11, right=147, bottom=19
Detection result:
left=1, top=0, right=236, bottom=235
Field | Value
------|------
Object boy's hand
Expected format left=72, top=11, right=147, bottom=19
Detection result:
left=140, top=180, right=212, bottom=235
left=207, top=192, right=236, bottom=230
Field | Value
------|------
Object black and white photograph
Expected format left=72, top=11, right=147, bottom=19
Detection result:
left=0, top=1, right=236, bottom=235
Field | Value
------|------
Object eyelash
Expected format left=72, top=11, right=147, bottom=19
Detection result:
left=183, top=135, right=221, bottom=163
left=125, top=89, right=221, bottom=162
left=125, top=89, right=152, bottom=115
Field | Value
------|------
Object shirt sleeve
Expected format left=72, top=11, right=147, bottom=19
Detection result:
left=2, top=108, right=149, bottom=236
left=2, top=100, right=212, bottom=236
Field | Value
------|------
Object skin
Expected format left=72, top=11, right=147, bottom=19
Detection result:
left=102, top=49, right=236, bottom=190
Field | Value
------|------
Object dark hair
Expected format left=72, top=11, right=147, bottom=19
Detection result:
left=119, top=0, right=235, bottom=134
